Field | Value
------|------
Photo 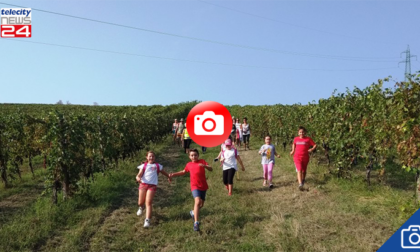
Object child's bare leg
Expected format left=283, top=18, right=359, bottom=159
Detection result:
left=138, top=189, right=147, bottom=207
left=228, top=184, right=233, bottom=194
left=302, top=171, right=307, bottom=182
left=193, top=197, right=201, bottom=222
left=145, top=190, right=156, bottom=219
left=297, top=171, right=302, bottom=184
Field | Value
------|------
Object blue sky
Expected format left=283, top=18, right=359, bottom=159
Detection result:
left=0, top=0, right=419, bottom=106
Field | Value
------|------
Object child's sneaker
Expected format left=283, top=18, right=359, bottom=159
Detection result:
left=299, top=184, right=304, bottom=191
left=144, top=218, right=150, bottom=228
left=193, top=221, right=200, bottom=231
left=228, top=192, right=232, bottom=196
left=269, top=184, right=274, bottom=189
left=190, top=210, right=194, bottom=222
left=136, top=206, right=143, bottom=216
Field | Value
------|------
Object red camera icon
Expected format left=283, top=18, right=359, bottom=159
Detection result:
left=186, top=101, right=232, bottom=147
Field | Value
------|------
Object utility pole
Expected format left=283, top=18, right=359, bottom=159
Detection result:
left=399, top=45, right=417, bottom=82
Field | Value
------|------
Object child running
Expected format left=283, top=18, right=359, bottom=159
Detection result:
left=181, top=122, right=192, bottom=154
left=221, top=139, right=245, bottom=196
left=172, top=119, right=178, bottom=144
left=214, top=135, right=235, bottom=161
left=169, top=149, right=213, bottom=231
left=136, top=151, right=171, bottom=228
left=290, top=126, right=317, bottom=191
left=235, top=118, right=242, bottom=147
left=242, top=117, right=251, bottom=150
left=258, top=135, right=281, bottom=188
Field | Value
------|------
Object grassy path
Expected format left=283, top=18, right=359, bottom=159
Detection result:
left=0, top=137, right=416, bottom=251
left=84, top=140, right=413, bottom=252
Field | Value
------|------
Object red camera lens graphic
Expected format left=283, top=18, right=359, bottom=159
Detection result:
left=201, top=118, right=216, bottom=132
left=186, top=101, right=232, bottom=147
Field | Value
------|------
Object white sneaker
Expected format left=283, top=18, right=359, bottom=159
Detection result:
left=144, top=218, right=150, bottom=228
left=137, top=206, right=143, bottom=216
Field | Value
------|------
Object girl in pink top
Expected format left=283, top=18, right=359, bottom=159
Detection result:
left=290, top=126, right=317, bottom=191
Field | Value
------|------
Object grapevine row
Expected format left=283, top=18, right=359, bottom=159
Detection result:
left=0, top=102, right=196, bottom=202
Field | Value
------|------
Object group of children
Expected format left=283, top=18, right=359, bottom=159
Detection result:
left=172, top=118, right=207, bottom=155
left=136, top=126, right=316, bottom=231
left=230, top=116, right=251, bottom=150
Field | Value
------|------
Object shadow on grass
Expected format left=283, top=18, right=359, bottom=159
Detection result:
left=221, top=212, right=267, bottom=230
left=312, top=155, right=416, bottom=191
left=243, top=187, right=272, bottom=194
left=0, top=206, right=23, bottom=224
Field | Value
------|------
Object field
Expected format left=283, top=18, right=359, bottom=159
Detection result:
left=0, top=136, right=416, bottom=252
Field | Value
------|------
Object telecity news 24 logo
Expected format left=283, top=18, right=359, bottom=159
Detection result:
left=1, top=8, right=32, bottom=38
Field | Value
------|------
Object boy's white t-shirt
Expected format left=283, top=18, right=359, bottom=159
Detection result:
left=137, top=163, right=163, bottom=185
left=222, top=148, right=239, bottom=171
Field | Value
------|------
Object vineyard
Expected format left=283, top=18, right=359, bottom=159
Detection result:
left=228, top=74, right=420, bottom=187
left=0, top=102, right=196, bottom=202
left=1, top=75, right=420, bottom=200
left=0, top=75, right=419, bottom=251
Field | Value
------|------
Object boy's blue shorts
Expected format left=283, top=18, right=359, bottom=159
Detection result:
left=192, top=189, right=206, bottom=201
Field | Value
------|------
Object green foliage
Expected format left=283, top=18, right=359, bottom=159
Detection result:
left=227, top=72, right=420, bottom=180
left=0, top=102, right=197, bottom=200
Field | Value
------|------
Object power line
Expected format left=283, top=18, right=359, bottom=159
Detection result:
left=197, top=0, right=401, bottom=49
left=0, top=2, right=400, bottom=62
left=2, top=39, right=399, bottom=72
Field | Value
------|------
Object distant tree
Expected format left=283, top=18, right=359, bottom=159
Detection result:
left=56, top=100, right=63, bottom=105
left=66, top=100, right=71, bottom=105
left=93, top=102, right=99, bottom=106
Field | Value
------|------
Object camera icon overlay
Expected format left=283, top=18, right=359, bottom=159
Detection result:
left=402, top=225, right=420, bottom=249
left=194, top=111, right=224, bottom=135
left=186, top=101, right=232, bottom=147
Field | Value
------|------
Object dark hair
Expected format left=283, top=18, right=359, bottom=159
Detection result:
left=298, top=126, right=307, bottom=133
left=243, top=117, right=248, bottom=121
left=189, top=148, right=199, bottom=156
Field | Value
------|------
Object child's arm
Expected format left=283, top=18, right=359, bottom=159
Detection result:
left=170, top=169, right=187, bottom=178
left=274, top=147, right=280, bottom=158
left=236, top=156, right=245, bottom=171
left=160, top=170, right=172, bottom=183
left=136, top=168, right=144, bottom=183
left=308, top=144, right=317, bottom=153
left=199, top=163, right=213, bottom=172
left=215, top=151, right=222, bottom=161
left=290, top=143, right=295, bottom=156
left=258, top=146, right=265, bottom=155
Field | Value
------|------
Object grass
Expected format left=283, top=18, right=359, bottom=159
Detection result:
left=0, top=155, right=46, bottom=201
left=0, top=136, right=418, bottom=251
